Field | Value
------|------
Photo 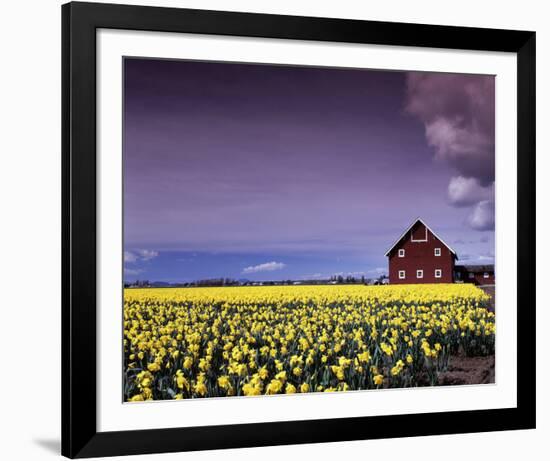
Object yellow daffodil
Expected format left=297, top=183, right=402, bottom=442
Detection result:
left=124, top=283, right=494, bottom=401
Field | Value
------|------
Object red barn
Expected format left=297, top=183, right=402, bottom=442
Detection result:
left=385, top=218, right=457, bottom=284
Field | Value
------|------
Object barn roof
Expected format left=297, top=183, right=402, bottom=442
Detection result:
left=456, top=264, right=494, bottom=273
left=384, top=217, right=457, bottom=257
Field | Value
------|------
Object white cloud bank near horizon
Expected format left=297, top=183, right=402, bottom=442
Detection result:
left=125, top=249, right=159, bottom=263
left=124, top=249, right=159, bottom=278
left=242, top=261, right=286, bottom=274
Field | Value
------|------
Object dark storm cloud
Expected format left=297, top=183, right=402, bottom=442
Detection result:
left=405, top=72, right=495, bottom=231
left=405, top=73, right=495, bottom=185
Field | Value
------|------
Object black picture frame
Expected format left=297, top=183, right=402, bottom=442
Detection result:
left=62, top=1, right=536, bottom=458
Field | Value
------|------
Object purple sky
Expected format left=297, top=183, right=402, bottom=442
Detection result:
left=123, top=58, right=495, bottom=282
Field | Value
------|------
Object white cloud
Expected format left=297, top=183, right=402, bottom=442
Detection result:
left=137, top=249, right=159, bottom=261
left=124, top=251, right=138, bottom=263
left=448, top=177, right=495, bottom=231
left=304, top=272, right=323, bottom=278
left=124, top=267, right=143, bottom=276
left=367, top=267, right=386, bottom=275
left=467, top=200, right=495, bottom=231
left=242, top=261, right=286, bottom=274
left=332, top=269, right=386, bottom=278
left=448, top=176, right=494, bottom=207
left=298, top=273, right=325, bottom=280
left=124, top=249, right=159, bottom=263
left=457, top=251, right=494, bottom=264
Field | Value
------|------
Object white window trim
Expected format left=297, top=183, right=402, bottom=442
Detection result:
left=434, top=247, right=441, bottom=256
left=410, top=226, right=428, bottom=242
left=398, top=249, right=405, bottom=258
left=398, top=270, right=406, bottom=280
left=416, top=269, right=423, bottom=279
left=435, top=269, right=442, bottom=278
left=483, top=272, right=490, bottom=278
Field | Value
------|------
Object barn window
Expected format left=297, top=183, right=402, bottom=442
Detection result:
left=416, top=270, right=423, bottom=279
left=398, top=249, right=405, bottom=258
left=483, top=272, right=490, bottom=278
left=434, top=248, right=441, bottom=256
left=469, top=273, right=474, bottom=279
left=398, top=270, right=406, bottom=279
left=434, top=269, right=442, bottom=278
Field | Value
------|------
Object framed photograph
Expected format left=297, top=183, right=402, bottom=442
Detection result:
left=62, top=1, right=536, bottom=458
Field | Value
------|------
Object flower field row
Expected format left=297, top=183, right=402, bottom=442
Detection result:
left=123, top=284, right=494, bottom=401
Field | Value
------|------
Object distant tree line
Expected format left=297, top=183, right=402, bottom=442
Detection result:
left=187, top=278, right=239, bottom=287
left=124, top=278, right=239, bottom=288
left=329, top=275, right=366, bottom=284
left=124, top=274, right=388, bottom=289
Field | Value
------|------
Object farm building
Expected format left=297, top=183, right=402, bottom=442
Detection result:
left=385, top=218, right=457, bottom=284
left=455, top=264, right=495, bottom=286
